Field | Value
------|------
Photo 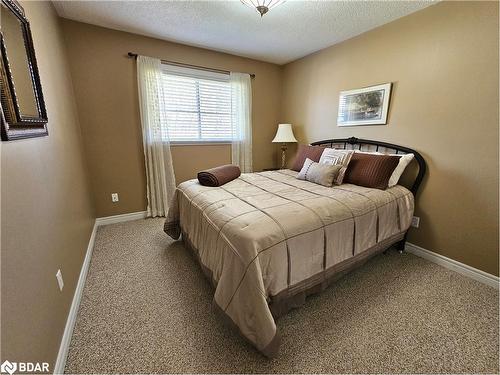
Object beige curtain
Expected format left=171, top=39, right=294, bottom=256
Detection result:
left=230, top=72, right=253, bottom=173
left=136, top=55, right=176, bottom=217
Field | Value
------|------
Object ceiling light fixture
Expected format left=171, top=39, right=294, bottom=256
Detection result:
left=240, top=0, right=285, bottom=17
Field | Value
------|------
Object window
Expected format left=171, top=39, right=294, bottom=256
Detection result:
left=161, top=64, right=232, bottom=142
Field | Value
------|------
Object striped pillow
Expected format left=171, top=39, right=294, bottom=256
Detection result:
left=344, top=153, right=401, bottom=190
left=318, top=148, right=354, bottom=185
left=354, top=150, right=415, bottom=187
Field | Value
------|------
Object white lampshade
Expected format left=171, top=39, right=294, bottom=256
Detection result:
left=272, top=123, right=297, bottom=143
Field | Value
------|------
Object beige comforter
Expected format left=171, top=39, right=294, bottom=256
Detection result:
left=164, top=170, right=414, bottom=357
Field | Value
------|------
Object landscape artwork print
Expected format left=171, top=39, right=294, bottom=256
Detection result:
left=337, top=83, right=392, bottom=126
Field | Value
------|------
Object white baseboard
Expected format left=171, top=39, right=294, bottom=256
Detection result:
left=53, top=220, right=98, bottom=374
left=405, top=242, right=499, bottom=290
left=95, top=211, right=147, bottom=226
left=54, top=211, right=148, bottom=374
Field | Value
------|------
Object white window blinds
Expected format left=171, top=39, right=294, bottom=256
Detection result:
left=161, top=64, right=232, bottom=142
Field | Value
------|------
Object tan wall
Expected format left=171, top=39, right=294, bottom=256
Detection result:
left=281, top=1, right=499, bottom=275
left=61, top=20, right=283, bottom=217
left=1, top=1, right=95, bottom=368
left=170, top=144, right=231, bottom=184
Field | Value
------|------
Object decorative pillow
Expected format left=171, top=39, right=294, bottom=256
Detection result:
left=355, top=150, right=414, bottom=187
left=344, top=153, right=401, bottom=189
left=291, top=145, right=326, bottom=172
left=318, top=148, right=354, bottom=185
left=297, top=158, right=342, bottom=187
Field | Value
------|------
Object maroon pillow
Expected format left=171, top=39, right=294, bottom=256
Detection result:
left=344, top=153, right=401, bottom=189
left=291, top=145, right=326, bottom=172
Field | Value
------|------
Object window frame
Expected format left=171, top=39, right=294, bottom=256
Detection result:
left=161, top=64, right=233, bottom=145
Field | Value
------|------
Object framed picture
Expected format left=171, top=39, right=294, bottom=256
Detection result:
left=337, top=83, right=392, bottom=126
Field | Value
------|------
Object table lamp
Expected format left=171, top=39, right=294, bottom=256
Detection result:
left=272, top=123, right=297, bottom=169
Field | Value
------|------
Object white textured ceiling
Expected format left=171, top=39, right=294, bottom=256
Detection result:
left=53, top=0, right=435, bottom=65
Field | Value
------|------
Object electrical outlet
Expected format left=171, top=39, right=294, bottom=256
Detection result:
left=411, top=216, right=420, bottom=228
left=56, top=269, right=64, bottom=291
left=111, top=193, right=119, bottom=203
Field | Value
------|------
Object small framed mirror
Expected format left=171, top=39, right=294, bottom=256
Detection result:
left=1, top=0, right=48, bottom=141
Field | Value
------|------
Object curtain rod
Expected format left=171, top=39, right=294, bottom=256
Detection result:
left=127, top=52, right=255, bottom=79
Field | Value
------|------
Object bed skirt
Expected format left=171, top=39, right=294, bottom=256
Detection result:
left=268, top=233, right=404, bottom=318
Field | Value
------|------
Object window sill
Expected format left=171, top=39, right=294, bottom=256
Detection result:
left=170, top=141, right=232, bottom=147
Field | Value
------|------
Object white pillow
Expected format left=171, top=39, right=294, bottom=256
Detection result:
left=354, top=150, right=414, bottom=187
left=297, top=158, right=342, bottom=187
left=388, top=153, right=414, bottom=187
left=318, top=148, right=354, bottom=185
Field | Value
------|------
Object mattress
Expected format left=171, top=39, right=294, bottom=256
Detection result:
left=164, top=169, right=414, bottom=357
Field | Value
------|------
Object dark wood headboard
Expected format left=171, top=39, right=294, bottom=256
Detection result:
left=310, top=137, right=426, bottom=197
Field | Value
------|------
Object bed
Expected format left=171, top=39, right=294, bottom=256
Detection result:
left=164, top=137, right=426, bottom=357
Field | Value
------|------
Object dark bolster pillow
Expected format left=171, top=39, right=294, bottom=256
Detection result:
left=198, top=164, right=241, bottom=187
left=291, top=144, right=326, bottom=172
left=344, top=153, right=401, bottom=189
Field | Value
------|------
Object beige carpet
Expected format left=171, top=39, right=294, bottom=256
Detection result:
left=65, top=218, right=499, bottom=374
